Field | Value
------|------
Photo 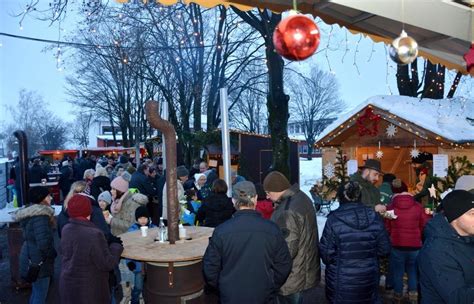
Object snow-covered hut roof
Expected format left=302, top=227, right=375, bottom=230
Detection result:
left=317, top=95, right=474, bottom=145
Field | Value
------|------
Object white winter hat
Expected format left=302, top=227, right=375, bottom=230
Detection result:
left=455, top=175, right=474, bottom=193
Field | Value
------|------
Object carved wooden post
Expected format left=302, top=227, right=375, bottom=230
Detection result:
left=145, top=101, right=179, bottom=244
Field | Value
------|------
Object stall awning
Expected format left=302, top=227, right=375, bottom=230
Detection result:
left=154, top=0, right=474, bottom=76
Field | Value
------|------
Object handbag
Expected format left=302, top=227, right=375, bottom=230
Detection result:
left=23, top=260, right=43, bottom=283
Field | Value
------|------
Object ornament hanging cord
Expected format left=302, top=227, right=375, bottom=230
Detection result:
left=292, top=0, right=298, bottom=12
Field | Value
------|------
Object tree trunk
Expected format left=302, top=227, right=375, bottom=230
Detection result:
left=447, top=72, right=462, bottom=98
left=265, top=31, right=290, bottom=178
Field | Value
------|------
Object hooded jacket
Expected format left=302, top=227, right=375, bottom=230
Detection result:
left=386, top=193, right=429, bottom=248
left=110, top=192, right=148, bottom=236
left=16, top=204, right=57, bottom=280
left=319, top=202, right=391, bottom=304
left=271, top=184, right=320, bottom=296
left=196, top=193, right=235, bottom=227
left=418, top=214, right=474, bottom=304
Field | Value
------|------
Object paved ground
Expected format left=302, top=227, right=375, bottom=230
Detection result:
left=0, top=225, right=409, bottom=304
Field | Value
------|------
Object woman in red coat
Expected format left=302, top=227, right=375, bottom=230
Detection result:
left=386, top=179, right=430, bottom=303
left=59, top=194, right=123, bottom=304
left=255, top=183, right=273, bottom=220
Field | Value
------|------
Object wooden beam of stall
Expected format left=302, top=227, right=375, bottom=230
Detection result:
left=145, top=100, right=179, bottom=244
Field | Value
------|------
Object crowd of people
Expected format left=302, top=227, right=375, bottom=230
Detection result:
left=9, top=155, right=474, bottom=304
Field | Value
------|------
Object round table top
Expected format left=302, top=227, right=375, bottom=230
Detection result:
left=119, top=226, right=214, bottom=263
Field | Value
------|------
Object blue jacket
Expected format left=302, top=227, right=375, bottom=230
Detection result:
left=418, top=214, right=474, bottom=304
left=126, top=222, right=156, bottom=273
left=203, top=210, right=292, bottom=304
left=319, top=202, right=390, bottom=304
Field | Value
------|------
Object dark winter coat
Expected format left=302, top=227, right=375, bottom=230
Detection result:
left=418, top=214, right=474, bottom=304
left=350, top=172, right=381, bottom=208
left=129, top=171, right=156, bottom=197
left=90, top=175, right=111, bottom=201
left=59, top=165, right=74, bottom=195
left=203, top=210, right=292, bottom=304
left=16, top=204, right=57, bottom=280
left=271, top=184, right=320, bottom=295
left=319, top=202, right=391, bottom=304
left=196, top=193, right=235, bottom=227
left=59, top=218, right=123, bottom=304
left=386, top=193, right=429, bottom=248
left=29, top=164, right=47, bottom=183
left=57, top=195, right=111, bottom=239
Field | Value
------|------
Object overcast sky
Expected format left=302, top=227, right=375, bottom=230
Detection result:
left=1, top=0, right=473, bottom=127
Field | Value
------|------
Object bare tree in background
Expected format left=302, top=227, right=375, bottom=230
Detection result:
left=288, top=68, right=343, bottom=160
left=72, top=113, right=93, bottom=148
left=4, top=89, right=69, bottom=155
left=230, top=65, right=268, bottom=133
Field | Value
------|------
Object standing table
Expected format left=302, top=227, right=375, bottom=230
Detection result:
left=120, top=226, right=214, bottom=304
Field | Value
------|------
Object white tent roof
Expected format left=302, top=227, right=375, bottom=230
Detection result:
left=317, top=95, right=474, bottom=143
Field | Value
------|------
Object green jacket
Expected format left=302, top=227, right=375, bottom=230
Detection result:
left=378, top=182, right=393, bottom=205
left=350, top=172, right=381, bottom=208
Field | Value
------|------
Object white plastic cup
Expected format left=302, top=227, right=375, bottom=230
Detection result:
left=140, top=226, right=148, bottom=237
left=179, top=226, right=186, bottom=239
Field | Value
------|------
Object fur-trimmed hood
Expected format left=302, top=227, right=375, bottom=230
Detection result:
left=14, top=204, right=54, bottom=221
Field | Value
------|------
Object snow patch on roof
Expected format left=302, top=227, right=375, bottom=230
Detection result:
left=317, top=95, right=474, bottom=143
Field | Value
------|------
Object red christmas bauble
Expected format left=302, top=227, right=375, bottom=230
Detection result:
left=273, top=13, right=320, bottom=61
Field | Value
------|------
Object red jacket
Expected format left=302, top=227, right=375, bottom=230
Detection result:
left=256, top=199, right=274, bottom=219
left=386, top=193, right=430, bottom=248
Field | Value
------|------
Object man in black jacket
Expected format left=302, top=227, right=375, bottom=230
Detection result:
left=203, top=181, right=292, bottom=304
left=418, top=190, right=474, bottom=304
left=129, top=164, right=156, bottom=197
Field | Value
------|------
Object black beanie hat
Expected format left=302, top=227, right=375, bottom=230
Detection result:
left=443, top=190, right=474, bottom=223
left=135, top=206, right=150, bottom=221
left=29, top=187, right=50, bottom=204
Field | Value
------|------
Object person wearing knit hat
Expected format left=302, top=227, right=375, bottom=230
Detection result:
left=125, top=206, right=156, bottom=304
left=98, top=191, right=112, bottom=211
left=67, top=194, right=92, bottom=219
left=111, top=172, right=131, bottom=194
left=391, top=178, right=408, bottom=194
left=417, top=189, right=474, bottom=304
left=29, top=186, right=51, bottom=205
left=263, top=171, right=320, bottom=300
left=203, top=180, right=292, bottom=303
left=16, top=187, right=56, bottom=303
left=59, top=194, right=123, bottom=304
left=177, top=165, right=189, bottom=179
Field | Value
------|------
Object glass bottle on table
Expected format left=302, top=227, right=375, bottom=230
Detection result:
left=157, top=217, right=167, bottom=243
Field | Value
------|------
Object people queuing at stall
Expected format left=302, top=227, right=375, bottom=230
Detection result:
left=9, top=154, right=474, bottom=304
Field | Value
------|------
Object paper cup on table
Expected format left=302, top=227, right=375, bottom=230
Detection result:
left=140, top=226, right=148, bottom=237
left=179, top=226, right=186, bottom=239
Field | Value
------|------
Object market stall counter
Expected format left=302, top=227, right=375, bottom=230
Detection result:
left=119, top=226, right=214, bottom=304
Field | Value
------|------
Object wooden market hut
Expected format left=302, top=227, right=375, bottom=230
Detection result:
left=204, top=130, right=301, bottom=185
left=315, top=95, right=474, bottom=187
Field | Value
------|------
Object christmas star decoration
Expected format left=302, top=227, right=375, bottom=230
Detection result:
left=324, top=162, right=336, bottom=179
left=410, top=148, right=420, bottom=159
left=428, top=184, right=437, bottom=198
left=464, top=43, right=474, bottom=74
left=385, top=124, right=397, bottom=138
left=376, top=150, right=384, bottom=159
